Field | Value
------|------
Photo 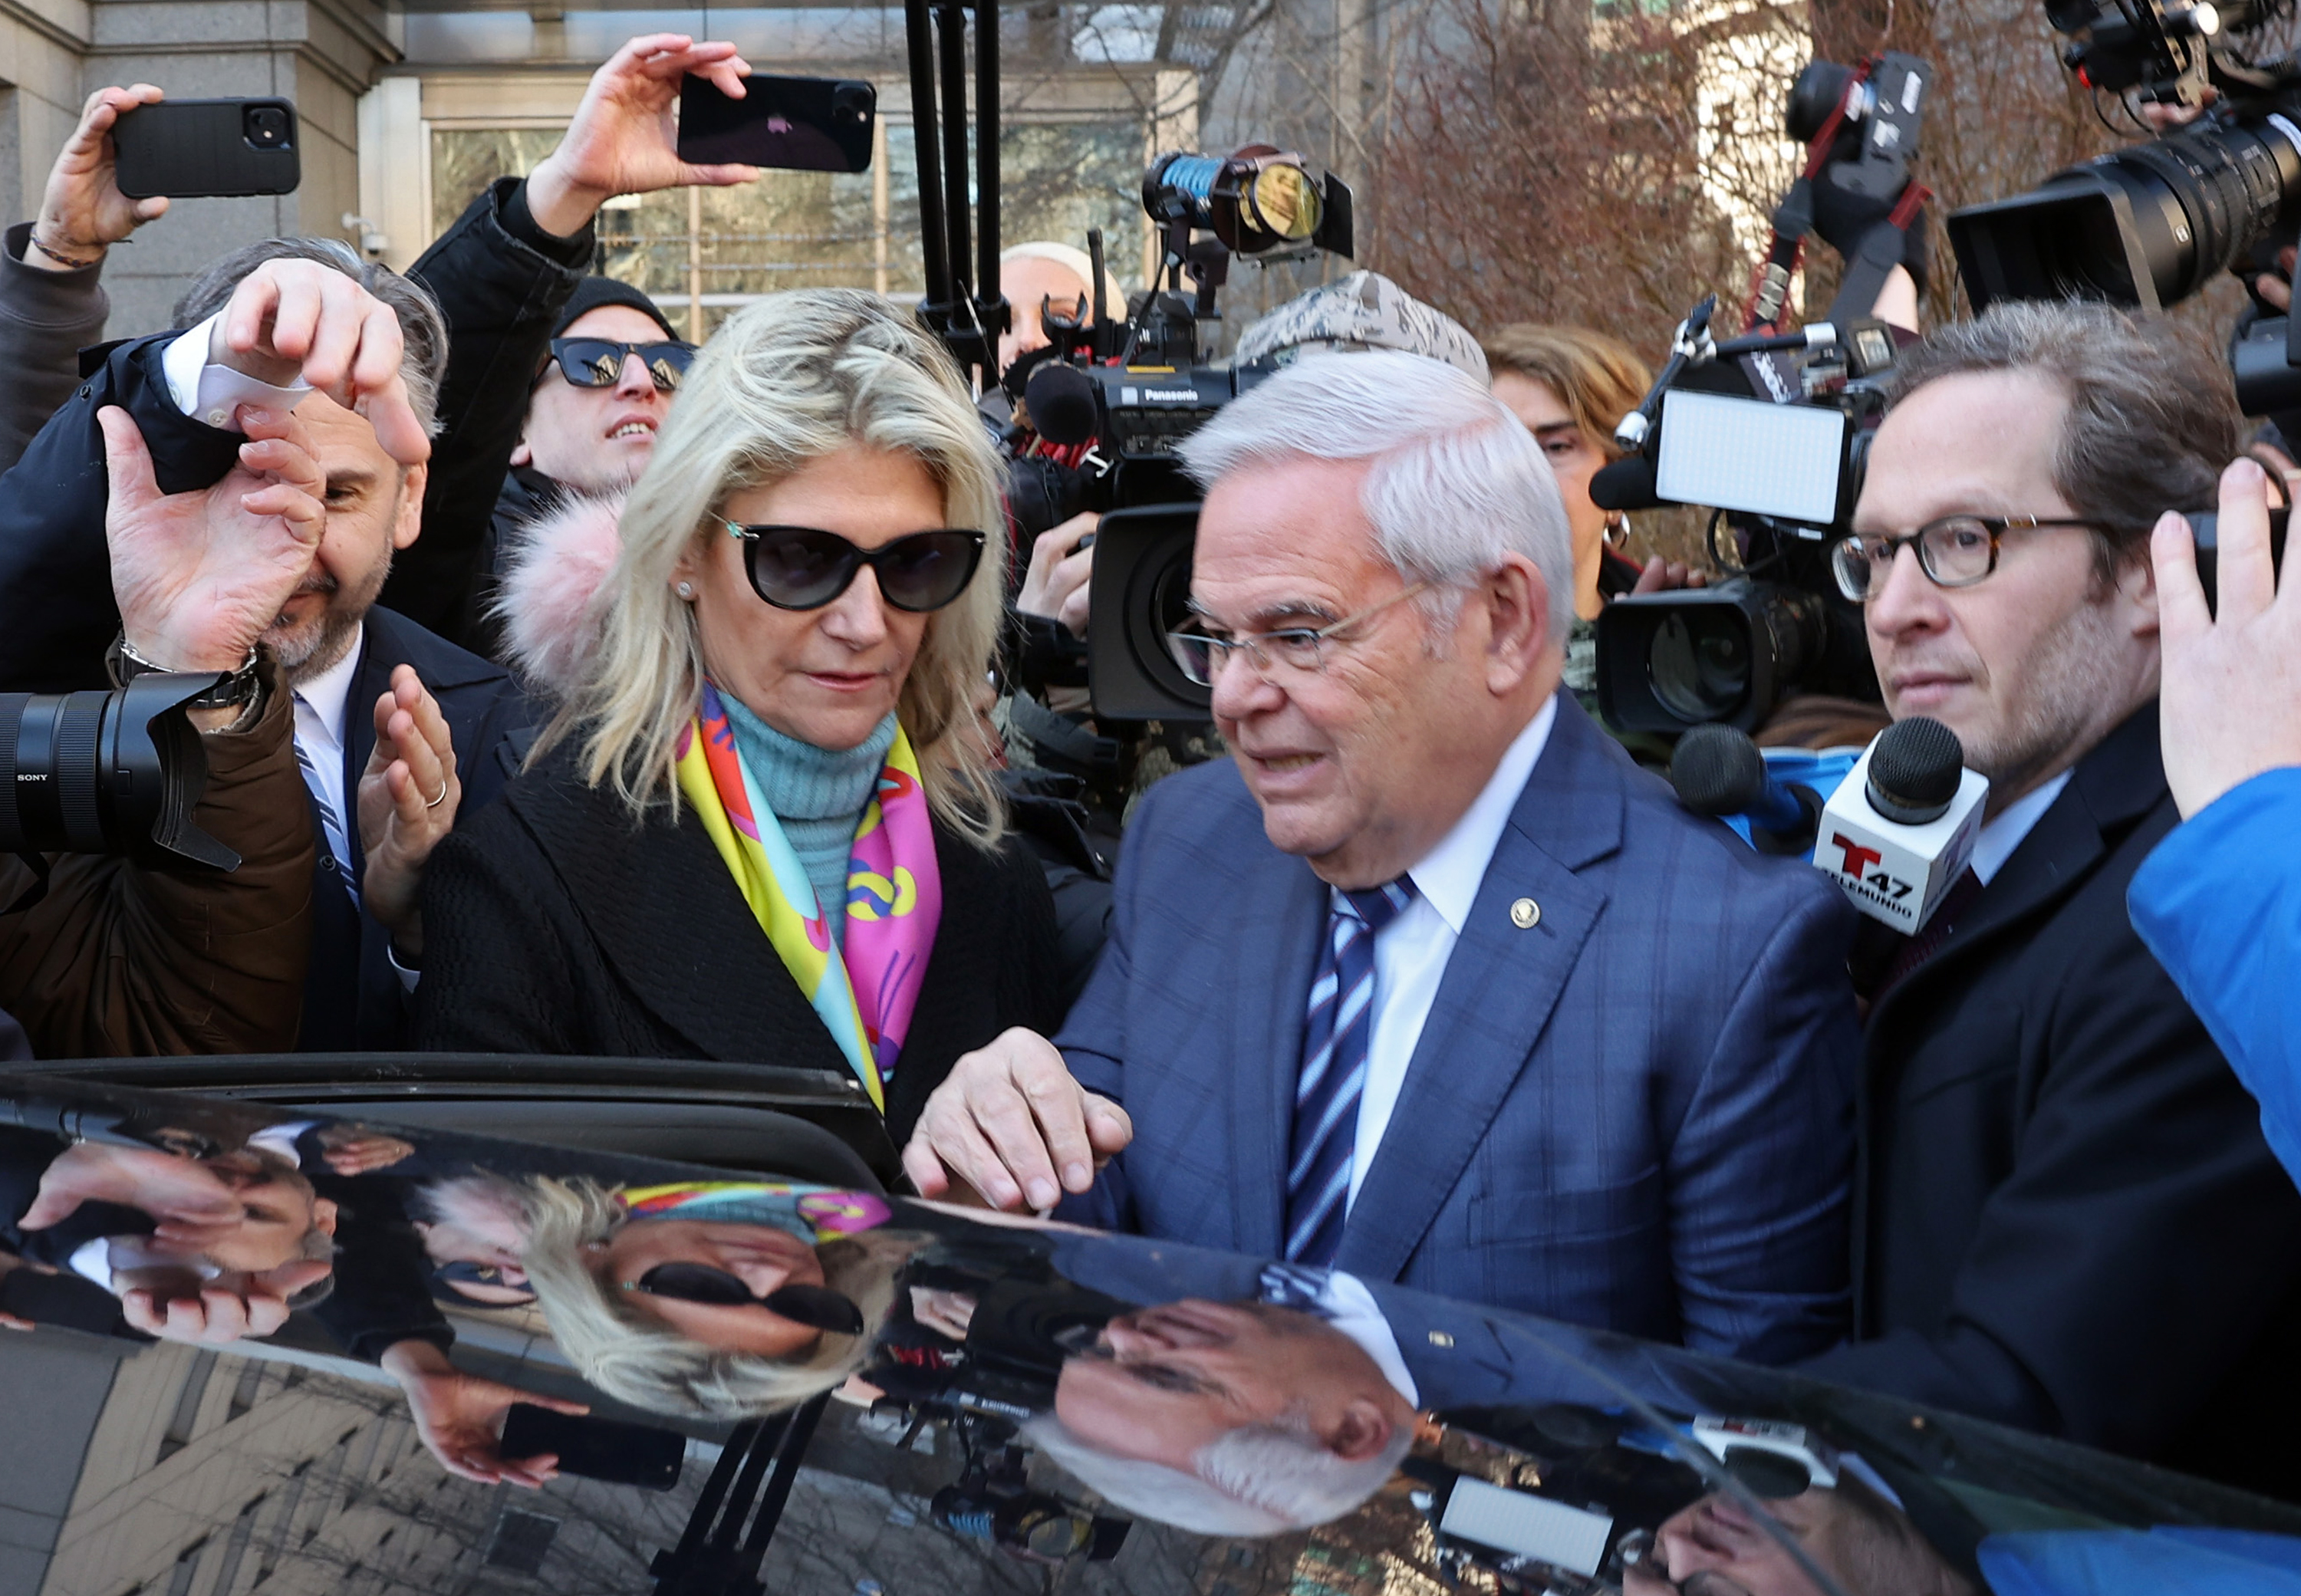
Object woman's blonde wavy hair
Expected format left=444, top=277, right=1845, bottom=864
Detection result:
left=519, top=1175, right=917, bottom=1419
left=535, top=289, right=1009, bottom=844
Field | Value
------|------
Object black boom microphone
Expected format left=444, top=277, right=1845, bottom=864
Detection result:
left=1671, top=725, right=1823, bottom=854
left=1023, top=360, right=1099, bottom=449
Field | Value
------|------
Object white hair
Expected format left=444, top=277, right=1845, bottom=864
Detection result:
left=1180, top=350, right=1575, bottom=642
left=1022, top=1407, right=1412, bottom=1536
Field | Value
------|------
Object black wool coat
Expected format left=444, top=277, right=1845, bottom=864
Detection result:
left=1802, top=700, right=2301, bottom=1501
left=413, top=738, right=1066, bottom=1145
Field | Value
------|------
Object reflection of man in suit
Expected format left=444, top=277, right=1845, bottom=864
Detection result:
left=905, top=352, right=1860, bottom=1363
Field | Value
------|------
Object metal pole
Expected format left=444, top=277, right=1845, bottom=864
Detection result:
left=935, top=0, right=974, bottom=309
left=973, top=0, right=1002, bottom=384
left=904, top=0, right=953, bottom=318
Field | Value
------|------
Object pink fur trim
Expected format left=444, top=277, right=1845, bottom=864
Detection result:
left=496, top=490, right=625, bottom=696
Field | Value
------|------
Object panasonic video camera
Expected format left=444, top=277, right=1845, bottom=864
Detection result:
left=1002, top=146, right=1354, bottom=722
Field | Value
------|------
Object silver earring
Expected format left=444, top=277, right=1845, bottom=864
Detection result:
left=676, top=581, right=695, bottom=600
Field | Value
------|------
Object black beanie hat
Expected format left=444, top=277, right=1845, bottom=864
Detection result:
left=552, top=275, right=682, bottom=342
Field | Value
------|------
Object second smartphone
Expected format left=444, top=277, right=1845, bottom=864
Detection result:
left=678, top=74, right=876, bottom=173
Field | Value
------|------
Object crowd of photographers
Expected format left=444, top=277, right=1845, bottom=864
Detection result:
left=0, top=30, right=2299, bottom=1536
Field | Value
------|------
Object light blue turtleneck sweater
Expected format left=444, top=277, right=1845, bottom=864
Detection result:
left=717, top=696, right=897, bottom=950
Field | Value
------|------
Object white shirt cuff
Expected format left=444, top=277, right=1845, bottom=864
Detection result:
left=160, top=311, right=313, bottom=430
left=388, top=945, right=422, bottom=992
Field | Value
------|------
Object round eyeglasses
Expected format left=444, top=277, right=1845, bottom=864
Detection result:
left=1830, top=515, right=2110, bottom=601
left=724, top=522, right=987, bottom=614
left=1164, top=581, right=1436, bottom=687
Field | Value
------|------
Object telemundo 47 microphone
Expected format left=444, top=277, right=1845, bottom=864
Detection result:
left=1814, top=716, right=1989, bottom=933
left=1670, top=726, right=1824, bottom=855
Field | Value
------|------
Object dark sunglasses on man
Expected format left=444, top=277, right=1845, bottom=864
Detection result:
left=542, top=337, right=698, bottom=393
left=620, top=1262, right=865, bottom=1334
left=723, top=521, right=986, bottom=614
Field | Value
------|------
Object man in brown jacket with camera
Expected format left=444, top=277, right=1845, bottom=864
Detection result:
left=0, top=397, right=327, bottom=1058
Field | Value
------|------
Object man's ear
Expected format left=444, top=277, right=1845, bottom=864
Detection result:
left=511, top=438, right=533, bottom=469
left=2118, top=544, right=2161, bottom=638
left=1483, top=553, right=1551, bottom=694
left=1326, top=1397, right=1397, bottom=1463
left=392, top=463, right=429, bottom=551
left=312, top=1196, right=340, bottom=1238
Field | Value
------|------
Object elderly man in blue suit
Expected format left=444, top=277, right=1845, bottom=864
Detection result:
left=904, top=350, right=1860, bottom=1364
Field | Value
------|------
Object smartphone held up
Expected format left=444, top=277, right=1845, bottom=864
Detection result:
left=677, top=73, right=877, bottom=173
left=113, top=98, right=300, bottom=199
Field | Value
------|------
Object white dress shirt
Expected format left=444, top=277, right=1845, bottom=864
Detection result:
left=1969, top=768, right=2073, bottom=886
left=159, top=311, right=311, bottom=426
left=1345, top=696, right=1559, bottom=1209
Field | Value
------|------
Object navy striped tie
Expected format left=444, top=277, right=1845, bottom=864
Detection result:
left=1285, top=877, right=1416, bottom=1266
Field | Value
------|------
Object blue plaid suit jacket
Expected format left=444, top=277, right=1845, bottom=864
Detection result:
left=1053, top=693, right=1859, bottom=1366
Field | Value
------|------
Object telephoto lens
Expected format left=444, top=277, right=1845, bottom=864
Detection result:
left=0, top=673, right=241, bottom=867
left=1949, top=114, right=2301, bottom=312
left=1594, top=578, right=1829, bottom=733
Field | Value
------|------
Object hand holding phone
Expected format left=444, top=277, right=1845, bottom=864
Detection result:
left=28, top=87, right=171, bottom=271
left=525, top=33, right=762, bottom=239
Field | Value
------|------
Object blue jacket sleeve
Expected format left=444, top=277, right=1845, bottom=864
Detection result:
left=2128, top=766, right=2301, bottom=1183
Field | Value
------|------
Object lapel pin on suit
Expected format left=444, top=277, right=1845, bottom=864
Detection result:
left=1510, top=897, right=1541, bottom=930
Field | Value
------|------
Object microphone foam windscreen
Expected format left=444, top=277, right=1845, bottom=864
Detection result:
left=1024, top=361, right=1099, bottom=447
left=1588, top=454, right=1660, bottom=512
left=1671, top=724, right=1770, bottom=817
left=1867, top=716, right=1965, bottom=823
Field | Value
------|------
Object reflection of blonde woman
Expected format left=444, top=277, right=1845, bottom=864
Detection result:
left=520, top=1175, right=916, bottom=1417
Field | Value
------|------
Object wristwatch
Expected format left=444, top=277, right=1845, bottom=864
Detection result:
left=107, top=633, right=265, bottom=712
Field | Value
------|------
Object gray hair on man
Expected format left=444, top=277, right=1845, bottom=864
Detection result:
left=1179, top=349, right=1575, bottom=643
left=1022, top=1406, right=1414, bottom=1536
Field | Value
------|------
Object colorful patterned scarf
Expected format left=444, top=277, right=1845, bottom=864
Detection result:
left=621, top=1180, right=891, bottom=1239
left=675, top=681, right=942, bottom=1111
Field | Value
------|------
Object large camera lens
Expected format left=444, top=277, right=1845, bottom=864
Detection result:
left=0, top=675, right=239, bottom=867
left=1648, top=611, right=1749, bottom=723
left=1595, top=579, right=1832, bottom=733
left=1950, top=115, right=2301, bottom=312
left=1086, top=505, right=1213, bottom=722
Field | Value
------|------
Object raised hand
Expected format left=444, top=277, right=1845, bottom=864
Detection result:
left=118, top=1259, right=332, bottom=1345
left=525, top=34, right=760, bottom=237
left=101, top=402, right=326, bottom=673
left=2153, top=456, right=2301, bottom=818
left=382, top=1340, right=590, bottom=1489
left=212, top=257, right=430, bottom=468
left=358, top=664, right=461, bottom=959
left=18, top=1141, right=242, bottom=1236
left=26, top=84, right=169, bottom=271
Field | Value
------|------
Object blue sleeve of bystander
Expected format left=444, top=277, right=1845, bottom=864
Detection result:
left=2128, top=765, right=2301, bottom=1184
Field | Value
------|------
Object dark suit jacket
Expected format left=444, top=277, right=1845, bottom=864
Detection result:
left=1052, top=693, right=1864, bottom=1365
left=413, top=738, right=1067, bottom=1145
left=299, top=607, right=533, bottom=1052
left=1803, top=701, right=2301, bottom=1496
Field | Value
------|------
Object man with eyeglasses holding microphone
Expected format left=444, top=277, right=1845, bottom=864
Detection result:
left=1792, top=300, right=2301, bottom=1497
left=904, top=349, right=1863, bottom=1365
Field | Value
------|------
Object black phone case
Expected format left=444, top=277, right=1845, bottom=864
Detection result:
left=678, top=74, right=876, bottom=174
left=113, top=99, right=301, bottom=200
left=499, top=1403, right=685, bottom=1489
